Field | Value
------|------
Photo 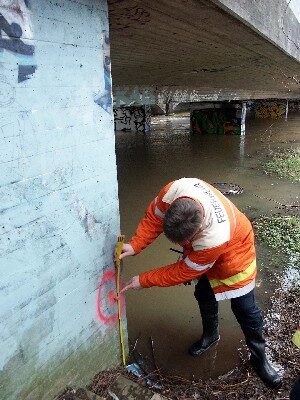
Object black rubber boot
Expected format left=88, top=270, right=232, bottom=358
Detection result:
left=188, top=302, right=220, bottom=357
left=243, top=327, right=282, bottom=389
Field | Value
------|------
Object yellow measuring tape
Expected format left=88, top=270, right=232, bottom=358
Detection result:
left=115, top=235, right=126, bottom=366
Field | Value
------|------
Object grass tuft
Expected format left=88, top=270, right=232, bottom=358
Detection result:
left=264, top=148, right=300, bottom=182
left=253, top=215, right=300, bottom=269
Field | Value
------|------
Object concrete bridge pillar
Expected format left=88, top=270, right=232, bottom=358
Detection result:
left=114, top=105, right=151, bottom=132
left=190, top=102, right=246, bottom=135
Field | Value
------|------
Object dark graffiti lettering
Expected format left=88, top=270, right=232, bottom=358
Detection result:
left=113, top=106, right=151, bottom=132
left=0, top=2, right=36, bottom=83
left=0, top=14, right=34, bottom=56
left=18, top=64, right=37, bottom=83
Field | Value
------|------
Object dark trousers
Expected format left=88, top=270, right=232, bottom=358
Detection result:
left=290, top=377, right=300, bottom=400
left=194, top=275, right=263, bottom=331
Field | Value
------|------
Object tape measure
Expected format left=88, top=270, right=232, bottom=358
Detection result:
left=115, top=235, right=126, bottom=366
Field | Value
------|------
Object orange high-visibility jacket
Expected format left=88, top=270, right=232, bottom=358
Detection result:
left=129, top=178, right=257, bottom=301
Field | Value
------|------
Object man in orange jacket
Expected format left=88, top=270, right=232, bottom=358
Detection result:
left=120, top=178, right=282, bottom=389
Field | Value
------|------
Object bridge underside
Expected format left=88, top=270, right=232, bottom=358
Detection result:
left=108, top=0, right=300, bottom=105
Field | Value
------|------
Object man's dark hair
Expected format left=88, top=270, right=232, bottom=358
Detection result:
left=163, top=199, right=202, bottom=243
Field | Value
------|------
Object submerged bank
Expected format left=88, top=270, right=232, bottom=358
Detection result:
left=84, top=213, right=299, bottom=400
left=84, top=289, right=299, bottom=400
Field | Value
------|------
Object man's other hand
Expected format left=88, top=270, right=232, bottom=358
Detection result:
left=121, top=276, right=141, bottom=292
left=119, top=243, right=135, bottom=260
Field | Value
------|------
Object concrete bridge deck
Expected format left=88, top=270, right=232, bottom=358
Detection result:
left=108, top=0, right=300, bottom=105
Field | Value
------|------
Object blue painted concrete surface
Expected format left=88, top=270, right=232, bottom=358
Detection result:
left=0, top=1, right=122, bottom=399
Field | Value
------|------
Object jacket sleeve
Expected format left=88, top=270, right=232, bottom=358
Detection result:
left=139, top=245, right=227, bottom=288
left=129, top=182, right=174, bottom=254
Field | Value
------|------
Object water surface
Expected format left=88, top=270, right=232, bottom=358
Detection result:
left=116, top=113, right=300, bottom=379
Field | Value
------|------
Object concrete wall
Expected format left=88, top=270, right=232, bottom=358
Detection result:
left=0, top=1, right=123, bottom=399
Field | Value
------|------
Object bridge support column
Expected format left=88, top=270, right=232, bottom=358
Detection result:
left=190, top=102, right=246, bottom=135
left=113, top=105, right=151, bottom=132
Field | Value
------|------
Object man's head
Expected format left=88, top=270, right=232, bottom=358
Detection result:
left=163, top=198, right=203, bottom=243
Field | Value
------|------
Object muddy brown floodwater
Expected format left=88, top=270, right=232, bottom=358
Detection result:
left=115, top=112, right=300, bottom=380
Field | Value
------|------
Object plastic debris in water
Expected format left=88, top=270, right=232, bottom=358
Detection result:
left=126, top=362, right=162, bottom=389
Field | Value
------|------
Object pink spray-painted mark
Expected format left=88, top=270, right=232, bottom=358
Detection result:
left=97, top=269, right=125, bottom=325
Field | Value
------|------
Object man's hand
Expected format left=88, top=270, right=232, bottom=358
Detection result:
left=119, top=243, right=135, bottom=260
left=121, top=276, right=142, bottom=292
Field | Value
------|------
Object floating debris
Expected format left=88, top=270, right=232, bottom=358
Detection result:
left=213, top=182, right=244, bottom=195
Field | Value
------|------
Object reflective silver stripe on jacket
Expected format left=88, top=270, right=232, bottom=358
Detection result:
left=154, top=197, right=165, bottom=218
left=184, top=256, right=215, bottom=271
left=214, top=279, right=255, bottom=301
left=154, top=206, right=165, bottom=218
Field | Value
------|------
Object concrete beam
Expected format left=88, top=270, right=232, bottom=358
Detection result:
left=211, top=0, right=300, bottom=63
left=109, top=0, right=300, bottom=103
left=113, top=85, right=300, bottom=107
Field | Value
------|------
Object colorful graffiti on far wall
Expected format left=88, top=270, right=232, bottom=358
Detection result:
left=191, top=108, right=243, bottom=135
left=253, top=101, right=287, bottom=119
left=0, top=0, right=37, bottom=82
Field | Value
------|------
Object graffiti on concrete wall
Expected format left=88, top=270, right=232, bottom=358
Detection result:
left=254, top=101, right=286, bottom=118
left=0, top=0, right=37, bottom=82
left=191, top=108, right=243, bottom=135
left=94, top=31, right=112, bottom=114
left=114, top=106, right=151, bottom=132
left=96, top=269, right=125, bottom=325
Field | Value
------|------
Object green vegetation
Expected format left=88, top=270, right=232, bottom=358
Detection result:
left=253, top=215, right=300, bottom=267
left=264, top=148, right=300, bottom=182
